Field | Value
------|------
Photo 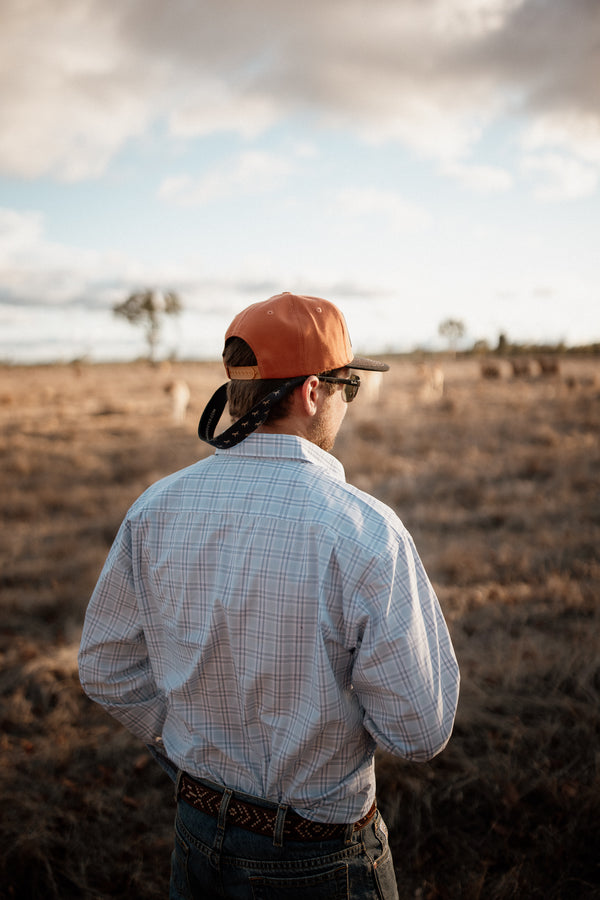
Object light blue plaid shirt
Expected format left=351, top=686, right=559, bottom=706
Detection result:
left=79, top=433, right=459, bottom=823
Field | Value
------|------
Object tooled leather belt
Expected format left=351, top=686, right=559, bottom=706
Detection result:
left=177, top=773, right=377, bottom=842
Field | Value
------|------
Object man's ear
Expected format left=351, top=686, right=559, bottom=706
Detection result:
left=299, top=375, right=321, bottom=417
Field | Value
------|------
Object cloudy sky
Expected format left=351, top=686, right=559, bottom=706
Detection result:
left=1, top=0, right=599, bottom=362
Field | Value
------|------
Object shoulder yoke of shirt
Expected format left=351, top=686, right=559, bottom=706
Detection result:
left=215, top=433, right=344, bottom=479
left=137, top=433, right=407, bottom=543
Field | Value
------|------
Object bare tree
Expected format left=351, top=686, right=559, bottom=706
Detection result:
left=113, top=289, right=182, bottom=363
left=438, top=318, right=465, bottom=354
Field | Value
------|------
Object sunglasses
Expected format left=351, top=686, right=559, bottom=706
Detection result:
left=317, top=373, right=361, bottom=403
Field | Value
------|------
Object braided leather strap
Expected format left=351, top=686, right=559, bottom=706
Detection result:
left=178, top=774, right=376, bottom=842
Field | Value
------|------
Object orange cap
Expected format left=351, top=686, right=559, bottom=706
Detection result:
left=224, top=292, right=388, bottom=379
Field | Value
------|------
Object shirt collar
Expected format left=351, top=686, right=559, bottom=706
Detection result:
left=215, top=433, right=346, bottom=483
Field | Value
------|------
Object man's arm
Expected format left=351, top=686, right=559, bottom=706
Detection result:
left=351, top=529, right=460, bottom=761
left=78, top=518, right=167, bottom=743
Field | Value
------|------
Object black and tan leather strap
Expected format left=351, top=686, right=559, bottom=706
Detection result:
left=198, top=376, right=306, bottom=449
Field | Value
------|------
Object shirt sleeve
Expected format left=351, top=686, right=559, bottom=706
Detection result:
left=78, top=517, right=167, bottom=743
left=350, top=528, right=460, bottom=761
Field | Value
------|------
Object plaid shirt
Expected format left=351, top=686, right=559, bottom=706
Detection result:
left=79, top=433, right=459, bottom=823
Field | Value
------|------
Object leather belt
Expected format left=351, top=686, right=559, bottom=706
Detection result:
left=177, top=773, right=377, bottom=842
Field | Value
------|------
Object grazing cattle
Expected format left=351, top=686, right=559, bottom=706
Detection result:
left=164, top=379, right=190, bottom=424
left=510, top=358, right=532, bottom=378
left=565, top=372, right=598, bottom=390
left=537, top=357, right=560, bottom=377
left=480, top=362, right=501, bottom=379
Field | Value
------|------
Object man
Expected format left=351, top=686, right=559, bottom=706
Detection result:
left=79, top=291, right=459, bottom=899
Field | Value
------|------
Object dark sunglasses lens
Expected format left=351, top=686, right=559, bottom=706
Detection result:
left=343, top=377, right=359, bottom=402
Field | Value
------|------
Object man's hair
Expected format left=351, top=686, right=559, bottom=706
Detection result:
left=223, top=337, right=338, bottom=424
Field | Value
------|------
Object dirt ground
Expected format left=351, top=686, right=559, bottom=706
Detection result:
left=1, top=354, right=599, bottom=899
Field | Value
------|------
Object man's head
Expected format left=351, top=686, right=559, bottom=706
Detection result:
left=198, top=291, right=389, bottom=449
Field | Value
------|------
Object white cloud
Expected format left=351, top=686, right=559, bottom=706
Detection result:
left=167, top=80, right=280, bottom=140
left=442, top=161, right=513, bottom=192
left=0, top=1, right=154, bottom=180
left=0, top=207, right=149, bottom=307
left=158, top=151, right=295, bottom=206
left=521, top=111, right=600, bottom=166
left=0, top=209, right=44, bottom=260
left=1, top=0, right=599, bottom=180
left=432, top=0, right=526, bottom=38
left=336, top=188, right=432, bottom=233
left=522, top=153, right=598, bottom=200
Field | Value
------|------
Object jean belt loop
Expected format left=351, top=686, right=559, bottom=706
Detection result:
left=217, top=789, right=233, bottom=833
left=212, top=788, right=233, bottom=854
left=273, top=804, right=288, bottom=848
left=343, top=821, right=355, bottom=845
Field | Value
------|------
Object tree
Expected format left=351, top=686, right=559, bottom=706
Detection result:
left=496, top=332, right=509, bottom=355
left=113, top=289, right=182, bottom=363
left=438, top=318, right=465, bottom=354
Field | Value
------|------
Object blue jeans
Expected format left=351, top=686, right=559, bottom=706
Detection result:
left=169, top=780, right=399, bottom=899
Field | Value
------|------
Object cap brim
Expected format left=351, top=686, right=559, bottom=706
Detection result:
left=348, top=355, right=389, bottom=372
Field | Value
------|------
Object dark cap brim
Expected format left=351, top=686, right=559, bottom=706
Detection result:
left=348, top=355, right=389, bottom=372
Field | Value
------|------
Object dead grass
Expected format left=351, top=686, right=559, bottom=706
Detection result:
left=0, top=356, right=599, bottom=898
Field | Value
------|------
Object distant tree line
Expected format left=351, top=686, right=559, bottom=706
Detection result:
left=471, top=332, right=600, bottom=357
left=437, top=317, right=599, bottom=357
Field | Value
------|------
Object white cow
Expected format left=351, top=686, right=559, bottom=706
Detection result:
left=417, top=363, right=444, bottom=401
left=164, top=379, right=190, bottom=424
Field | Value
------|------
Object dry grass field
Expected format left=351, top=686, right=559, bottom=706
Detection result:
left=1, top=355, right=599, bottom=899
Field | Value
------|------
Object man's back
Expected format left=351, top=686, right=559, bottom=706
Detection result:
left=81, top=432, right=458, bottom=824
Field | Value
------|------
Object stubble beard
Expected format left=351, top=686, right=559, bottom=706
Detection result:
left=307, top=405, right=341, bottom=453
